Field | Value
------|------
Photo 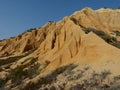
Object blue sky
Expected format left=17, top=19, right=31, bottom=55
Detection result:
left=0, top=0, right=120, bottom=40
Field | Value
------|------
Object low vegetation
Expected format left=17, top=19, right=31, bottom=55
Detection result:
left=23, top=64, right=120, bottom=90
left=1, top=62, right=120, bottom=90
left=9, top=63, right=40, bottom=85
left=0, top=57, right=40, bottom=88
left=113, top=31, right=120, bottom=36
left=10, top=65, right=28, bottom=84
left=23, top=64, right=77, bottom=90
left=0, top=67, right=3, bottom=72
left=82, top=28, right=120, bottom=48
left=0, top=55, right=24, bottom=66
left=0, top=50, right=36, bottom=67
left=0, top=78, right=6, bottom=87
left=102, top=35, right=116, bottom=43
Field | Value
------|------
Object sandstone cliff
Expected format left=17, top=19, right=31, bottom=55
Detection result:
left=0, top=8, right=120, bottom=90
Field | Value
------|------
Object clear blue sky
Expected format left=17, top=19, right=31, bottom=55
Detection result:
left=0, top=0, right=120, bottom=40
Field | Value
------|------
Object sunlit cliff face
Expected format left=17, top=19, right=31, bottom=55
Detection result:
left=0, top=8, right=120, bottom=90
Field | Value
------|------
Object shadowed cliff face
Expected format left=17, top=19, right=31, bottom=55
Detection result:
left=0, top=8, right=120, bottom=90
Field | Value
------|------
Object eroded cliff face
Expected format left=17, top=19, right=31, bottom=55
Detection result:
left=70, top=8, right=120, bottom=32
left=0, top=8, right=120, bottom=56
left=0, top=8, right=120, bottom=90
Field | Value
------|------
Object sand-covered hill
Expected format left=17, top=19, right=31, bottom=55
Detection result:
left=0, top=8, right=120, bottom=90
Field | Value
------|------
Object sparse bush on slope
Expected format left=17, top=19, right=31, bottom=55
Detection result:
left=0, top=57, right=40, bottom=88
left=102, top=35, right=116, bottom=43
left=113, top=31, right=120, bottom=36
left=23, top=64, right=77, bottom=90
left=0, top=78, right=6, bottom=87
left=81, top=28, right=120, bottom=48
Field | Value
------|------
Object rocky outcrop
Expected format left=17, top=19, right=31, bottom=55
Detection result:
left=0, top=8, right=120, bottom=90
left=70, top=8, right=120, bottom=32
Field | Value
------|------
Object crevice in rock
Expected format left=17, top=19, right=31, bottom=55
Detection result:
left=68, top=47, right=73, bottom=58
left=64, top=31, right=66, bottom=41
left=79, top=37, right=81, bottom=48
left=51, top=33, right=57, bottom=49
left=74, top=37, right=79, bottom=55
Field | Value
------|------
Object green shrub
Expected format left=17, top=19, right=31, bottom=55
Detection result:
left=100, top=70, right=111, bottom=79
left=0, top=68, right=3, bottom=72
left=27, top=63, right=40, bottom=79
left=23, top=77, right=48, bottom=90
left=20, top=57, right=38, bottom=68
left=9, top=65, right=28, bottom=84
left=23, top=64, right=77, bottom=90
left=114, top=75, right=120, bottom=81
left=83, top=28, right=105, bottom=35
left=113, top=31, right=120, bottom=36
left=0, top=55, right=26, bottom=66
left=102, top=35, right=116, bottom=42
left=4, top=65, right=10, bottom=69
left=22, top=81, right=37, bottom=90
left=30, top=57, right=38, bottom=64
left=0, top=78, right=6, bottom=87
left=7, top=62, right=40, bottom=85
